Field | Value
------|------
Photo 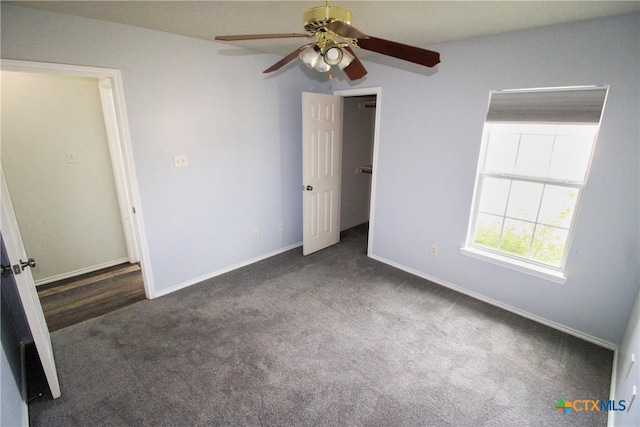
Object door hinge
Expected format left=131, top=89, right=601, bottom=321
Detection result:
left=132, top=207, right=136, bottom=214
left=1, top=264, right=21, bottom=275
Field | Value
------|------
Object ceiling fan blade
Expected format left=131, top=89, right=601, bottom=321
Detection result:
left=342, top=46, right=367, bottom=80
left=325, top=21, right=367, bottom=39
left=263, top=44, right=310, bottom=74
left=357, top=36, right=440, bottom=68
left=215, top=33, right=310, bottom=42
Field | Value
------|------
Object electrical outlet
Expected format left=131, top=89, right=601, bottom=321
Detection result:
left=430, top=245, right=438, bottom=256
left=253, top=229, right=260, bottom=240
left=174, top=154, right=188, bottom=168
left=65, top=151, right=78, bottom=164
left=279, top=222, right=285, bottom=232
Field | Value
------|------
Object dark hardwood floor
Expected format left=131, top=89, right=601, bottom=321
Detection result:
left=37, top=263, right=145, bottom=332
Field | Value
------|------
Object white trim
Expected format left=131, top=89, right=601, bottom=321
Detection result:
left=98, top=78, right=139, bottom=263
left=460, top=246, right=567, bottom=284
left=1, top=60, right=120, bottom=79
left=34, top=258, right=130, bottom=286
left=607, top=349, right=619, bottom=427
left=22, top=400, right=28, bottom=427
left=495, top=84, right=609, bottom=94
left=0, top=59, right=155, bottom=299
left=334, top=87, right=382, bottom=97
left=368, top=253, right=616, bottom=350
left=333, top=87, right=382, bottom=257
left=154, top=242, right=302, bottom=299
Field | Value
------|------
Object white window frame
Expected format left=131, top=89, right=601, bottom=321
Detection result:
left=461, top=86, right=608, bottom=284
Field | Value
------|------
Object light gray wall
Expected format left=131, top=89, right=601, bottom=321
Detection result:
left=333, top=14, right=640, bottom=345
left=2, top=72, right=128, bottom=283
left=341, top=96, right=375, bottom=230
left=1, top=5, right=324, bottom=294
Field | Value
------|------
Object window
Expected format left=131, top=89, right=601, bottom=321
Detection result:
left=463, top=86, right=608, bottom=282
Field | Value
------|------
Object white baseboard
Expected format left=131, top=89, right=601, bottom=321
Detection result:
left=153, top=242, right=303, bottom=299
left=35, top=257, right=130, bottom=286
left=368, top=253, right=617, bottom=351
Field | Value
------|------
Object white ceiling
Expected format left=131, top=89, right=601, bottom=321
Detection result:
left=6, top=1, right=640, bottom=57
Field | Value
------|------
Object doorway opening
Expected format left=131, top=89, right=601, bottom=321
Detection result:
left=1, top=60, right=152, bottom=303
left=336, top=87, right=381, bottom=256
left=300, top=88, right=380, bottom=256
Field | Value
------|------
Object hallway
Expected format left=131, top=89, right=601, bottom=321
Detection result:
left=37, top=263, right=145, bottom=331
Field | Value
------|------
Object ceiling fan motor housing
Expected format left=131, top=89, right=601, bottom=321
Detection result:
left=303, top=6, right=352, bottom=33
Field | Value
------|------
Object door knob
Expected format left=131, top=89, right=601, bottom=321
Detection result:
left=306, top=185, right=313, bottom=191
left=20, top=258, right=36, bottom=271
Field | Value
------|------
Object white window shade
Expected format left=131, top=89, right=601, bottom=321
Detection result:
left=486, top=87, right=608, bottom=124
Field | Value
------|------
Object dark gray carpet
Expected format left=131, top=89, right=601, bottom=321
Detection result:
left=29, top=224, right=613, bottom=426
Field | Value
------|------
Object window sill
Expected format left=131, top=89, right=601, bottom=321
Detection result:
left=460, top=246, right=567, bottom=284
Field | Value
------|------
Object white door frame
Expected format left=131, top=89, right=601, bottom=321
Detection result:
left=333, top=87, right=382, bottom=256
left=98, top=78, right=139, bottom=264
left=1, top=59, right=155, bottom=299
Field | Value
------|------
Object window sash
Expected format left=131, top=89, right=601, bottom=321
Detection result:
left=469, top=173, right=584, bottom=270
left=481, top=171, right=584, bottom=187
left=481, top=124, right=598, bottom=184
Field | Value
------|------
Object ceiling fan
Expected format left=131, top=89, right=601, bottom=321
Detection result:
left=215, top=1, right=440, bottom=80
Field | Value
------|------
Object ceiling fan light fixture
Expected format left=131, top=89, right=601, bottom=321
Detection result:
left=337, top=47, right=355, bottom=70
left=314, top=57, right=332, bottom=72
left=219, top=1, right=440, bottom=81
left=299, top=45, right=322, bottom=69
left=323, top=46, right=343, bottom=66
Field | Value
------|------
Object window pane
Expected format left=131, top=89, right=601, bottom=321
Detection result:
left=478, top=177, right=510, bottom=215
left=531, top=225, right=569, bottom=266
left=473, top=213, right=503, bottom=249
left=499, top=218, right=534, bottom=256
left=484, top=132, right=519, bottom=173
left=514, top=134, right=554, bottom=178
left=505, top=181, right=543, bottom=221
left=538, top=185, right=579, bottom=228
left=548, top=135, right=594, bottom=182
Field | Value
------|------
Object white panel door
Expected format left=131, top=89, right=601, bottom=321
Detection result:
left=1, top=170, right=61, bottom=398
left=302, top=92, right=343, bottom=255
